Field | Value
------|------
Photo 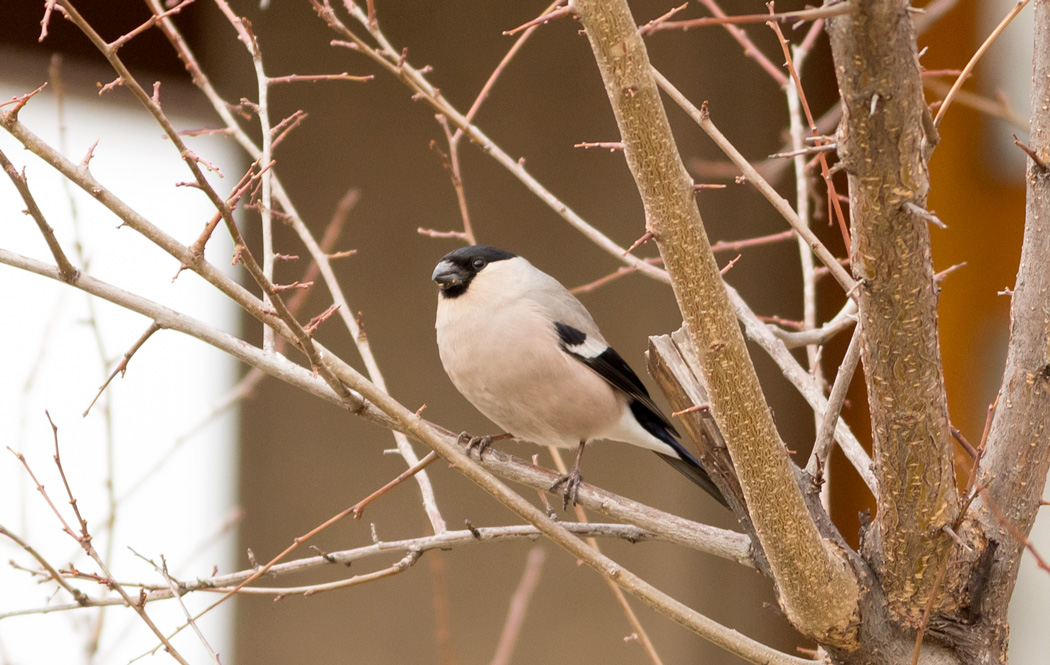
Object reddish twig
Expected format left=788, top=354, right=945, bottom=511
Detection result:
left=767, top=13, right=850, bottom=253
left=268, top=72, right=373, bottom=84
left=427, top=548, right=456, bottom=665
left=1013, top=134, right=1049, bottom=172
left=719, top=254, right=742, bottom=275
left=175, top=161, right=275, bottom=280
left=770, top=143, right=836, bottom=160
left=710, top=229, right=794, bottom=253
left=108, top=0, right=194, bottom=51
left=271, top=110, right=309, bottom=151
left=39, top=0, right=59, bottom=41
left=638, top=3, right=689, bottom=36
left=624, top=230, right=654, bottom=256
left=460, top=0, right=563, bottom=131
left=758, top=314, right=804, bottom=330
left=277, top=189, right=359, bottom=347
left=981, top=493, right=1050, bottom=574
left=570, top=257, right=663, bottom=294
left=10, top=416, right=192, bottom=664
left=647, top=2, right=853, bottom=33
left=910, top=551, right=953, bottom=665
left=304, top=304, right=340, bottom=336
left=0, top=83, right=47, bottom=118
left=503, top=4, right=574, bottom=36
left=690, top=0, right=786, bottom=85
left=672, top=403, right=711, bottom=418
left=435, top=116, right=475, bottom=243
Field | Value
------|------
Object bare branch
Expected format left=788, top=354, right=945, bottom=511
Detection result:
left=572, top=0, right=859, bottom=646
left=976, top=1, right=1050, bottom=656
left=827, top=0, right=960, bottom=623
left=806, top=324, right=864, bottom=479
left=0, top=147, right=78, bottom=282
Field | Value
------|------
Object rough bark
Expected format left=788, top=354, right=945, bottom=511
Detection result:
left=826, top=0, right=961, bottom=624
left=972, top=1, right=1050, bottom=661
left=572, top=0, right=860, bottom=647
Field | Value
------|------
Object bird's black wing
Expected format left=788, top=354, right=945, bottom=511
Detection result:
left=553, top=322, right=674, bottom=433
left=555, top=322, right=728, bottom=508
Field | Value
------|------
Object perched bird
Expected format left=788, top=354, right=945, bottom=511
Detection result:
left=431, top=244, right=727, bottom=508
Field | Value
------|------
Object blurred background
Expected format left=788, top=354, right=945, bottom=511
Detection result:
left=0, top=1, right=1044, bottom=664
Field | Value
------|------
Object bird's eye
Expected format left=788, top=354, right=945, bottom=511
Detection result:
left=471, top=257, right=486, bottom=270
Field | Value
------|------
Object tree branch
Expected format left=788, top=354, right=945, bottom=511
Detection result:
left=975, top=0, right=1050, bottom=659
left=826, top=0, right=960, bottom=623
left=571, top=0, right=859, bottom=646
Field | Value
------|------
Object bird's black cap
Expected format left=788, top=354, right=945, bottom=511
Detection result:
left=432, top=245, right=516, bottom=298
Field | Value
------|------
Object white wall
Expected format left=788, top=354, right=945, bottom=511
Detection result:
left=0, top=64, right=241, bottom=664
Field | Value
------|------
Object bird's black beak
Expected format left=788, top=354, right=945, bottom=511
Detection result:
left=432, top=259, right=466, bottom=290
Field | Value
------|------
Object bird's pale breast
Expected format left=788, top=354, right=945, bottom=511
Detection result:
left=436, top=294, right=622, bottom=448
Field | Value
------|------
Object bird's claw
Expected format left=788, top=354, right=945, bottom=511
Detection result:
left=458, top=432, right=494, bottom=460
left=549, top=470, right=583, bottom=510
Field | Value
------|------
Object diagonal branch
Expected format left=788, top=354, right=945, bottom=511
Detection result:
left=975, top=0, right=1050, bottom=658
left=826, top=0, right=960, bottom=624
left=0, top=146, right=78, bottom=282
left=570, top=0, right=859, bottom=647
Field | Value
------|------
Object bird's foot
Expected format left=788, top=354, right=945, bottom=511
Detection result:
left=549, top=469, right=583, bottom=510
left=458, top=432, right=494, bottom=460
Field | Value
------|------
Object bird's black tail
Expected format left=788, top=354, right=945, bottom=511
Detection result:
left=655, top=452, right=729, bottom=509
left=629, top=399, right=728, bottom=508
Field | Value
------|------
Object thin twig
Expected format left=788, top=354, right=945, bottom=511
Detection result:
left=768, top=16, right=850, bottom=253
left=785, top=22, right=826, bottom=454
left=647, top=3, right=854, bottom=32
left=654, top=70, right=857, bottom=295
left=83, top=323, right=162, bottom=417
left=934, top=0, right=1031, bottom=127
left=0, top=147, right=79, bottom=282
left=503, top=4, right=573, bottom=36
left=806, top=324, right=863, bottom=479
left=690, top=0, right=786, bottom=85
left=159, top=556, right=222, bottom=665
left=268, top=72, right=372, bottom=84
left=134, top=447, right=443, bottom=656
